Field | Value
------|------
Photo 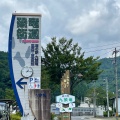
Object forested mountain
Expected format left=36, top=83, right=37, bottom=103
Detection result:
left=97, top=57, right=120, bottom=93
left=0, top=51, right=119, bottom=102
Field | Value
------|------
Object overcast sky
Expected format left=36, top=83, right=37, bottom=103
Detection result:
left=1, top=0, right=120, bottom=59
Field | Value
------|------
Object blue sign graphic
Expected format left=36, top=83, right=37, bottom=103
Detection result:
left=16, top=78, right=27, bottom=89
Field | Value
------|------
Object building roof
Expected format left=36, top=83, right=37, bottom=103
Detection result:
left=0, top=99, right=15, bottom=104
left=79, top=102, right=94, bottom=108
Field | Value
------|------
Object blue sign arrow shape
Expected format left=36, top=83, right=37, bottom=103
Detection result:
left=16, top=78, right=27, bottom=89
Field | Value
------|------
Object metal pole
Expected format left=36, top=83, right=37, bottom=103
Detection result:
left=115, top=48, right=118, bottom=119
left=93, top=81, right=96, bottom=117
left=106, top=78, right=109, bottom=117
left=113, top=48, right=119, bottom=120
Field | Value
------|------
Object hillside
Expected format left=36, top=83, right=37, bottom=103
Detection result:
left=0, top=51, right=119, bottom=98
left=96, top=57, right=120, bottom=93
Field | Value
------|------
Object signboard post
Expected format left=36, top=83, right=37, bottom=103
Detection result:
left=56, top=94, right=75, bottom=113
left=29, top=89, right=51, bottom=120
left=8, top=13, right=42, bottom=120
left=59, top=70, right=73, bottom=120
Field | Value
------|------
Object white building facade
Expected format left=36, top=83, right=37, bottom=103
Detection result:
left=113, top=98, right=120, bottom=115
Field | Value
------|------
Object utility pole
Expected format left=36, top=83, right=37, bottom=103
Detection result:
left=105, top=78, right=109, bottom=117
left=112, top=48, right=119, bottom=120
left=93, top=81, right=96, bottom=117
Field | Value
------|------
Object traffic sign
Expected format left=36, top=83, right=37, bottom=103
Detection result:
left=16, top=78, right=27, bottom=89
left=56, top=103, right=63, bottom=108
left=56, top=94, right=75, bottom=104
left=60, top=107, right=73, bottom=112
left=69, top=103, right=75, bottom=108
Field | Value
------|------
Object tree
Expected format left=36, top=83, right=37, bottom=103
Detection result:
left=41, top=65, right=51, bottom=89
left=5, top=88, right=15, bottom=100
left=0, top=88, right=5, bottom=99
left=86, top=87, right=115, bottom=109
left=72, top=81, right=88, bottom=106
left=42, top=37, right=102, bottom=92
left=0, top=51, right=12, bottom=89
left=41, top=65, right=61, bottom=102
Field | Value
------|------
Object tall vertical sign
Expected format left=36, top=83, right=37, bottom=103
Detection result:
left=8, top=13, right=41, bottom=119
left=61, top=70, right=70, bottom=94
left=61, top=70, right=71, bottom=120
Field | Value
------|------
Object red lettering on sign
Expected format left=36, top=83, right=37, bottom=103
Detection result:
left=22, top=39, right=39, bottom=43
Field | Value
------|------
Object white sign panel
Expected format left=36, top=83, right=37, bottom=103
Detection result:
left=69, top=103, right=75, bottom=108
left=28, top=77, right=40, bottom=89
left=60, top=107, right=73, bottom=112
left=56, top=94, right=75, bottom=104
left=8, top=13, right=41, bottom=120
left=56, top=103, right=63, bottom=108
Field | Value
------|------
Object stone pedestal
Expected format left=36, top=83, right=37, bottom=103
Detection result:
left=29, top=89, right=51, bottom=120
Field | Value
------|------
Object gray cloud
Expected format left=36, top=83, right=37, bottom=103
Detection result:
left=1, top=0, right=120, bottom=58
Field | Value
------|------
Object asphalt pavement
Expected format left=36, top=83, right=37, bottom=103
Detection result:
left=71, top=116, right=120, bottom=120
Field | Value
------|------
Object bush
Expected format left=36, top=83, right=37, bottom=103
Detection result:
left=51, top=113, right=62, bottom=120
left=10, top=112, right=21, bottom=120
left=103, top=111, right=107, bottom=117
left=58, top=115, right=61, bottom=120
left=103, top=111, right=113, bottom=117
left=109, top=111, right=113, bottom=116
left=51, top=113, right=56, bottom=120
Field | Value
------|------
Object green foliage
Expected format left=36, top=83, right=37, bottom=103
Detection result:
left=51, top=113, right=55, bottom=120
left=72, top=81, right=88, bottom=105
left=0, top=51, right=11, bottom=88
left=42, top=37, right=102, bottom=92
left=103, top=111, right=107, bottom=117
left=109, top=110, right=114, bottom=116
left=58, top=115, right=61, bottom=120
left=0, top=88, right=5, bottom=99
left=86, top=86, right=115, bottom=108
left=0, top=51, right=12, bottom=99
left=41, top=66, right=51, bottom=89
left=10, top=112, right=21, bottom=120
left=103, top=111, right=113, bottom=117
left=5, top=88, right=15, bottom=100
left=51, top=113, right=61, bottom=120
left=0, top=42, right=118, bottom=108
left=98, top=57, right=120, bottom=93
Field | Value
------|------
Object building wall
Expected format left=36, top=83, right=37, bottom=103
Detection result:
left=113, top=98, right=120, bottom=115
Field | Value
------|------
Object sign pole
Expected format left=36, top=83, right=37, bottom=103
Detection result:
left=8, top=13, right=42, bottom=120
left=61, top=70, right=71, bottom=120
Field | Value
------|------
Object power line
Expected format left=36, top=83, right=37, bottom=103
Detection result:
left=82, top=41, right=120, bottom=50
left=98, top=49, right=114, bottom=58
left=1, top=42, right=120, bottom=58
left=84, top=46, right=120, bottom=53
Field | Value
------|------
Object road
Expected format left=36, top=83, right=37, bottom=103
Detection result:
left=71, top=116, right=120, bottom=120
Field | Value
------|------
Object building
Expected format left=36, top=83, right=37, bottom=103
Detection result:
left=51, top=103, right=60, bottom=115
left=72, top=97, right=105, bottom=116
left=113, top=98, right=120, bottom=115
left=0, top=102, right=7, bottom=111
